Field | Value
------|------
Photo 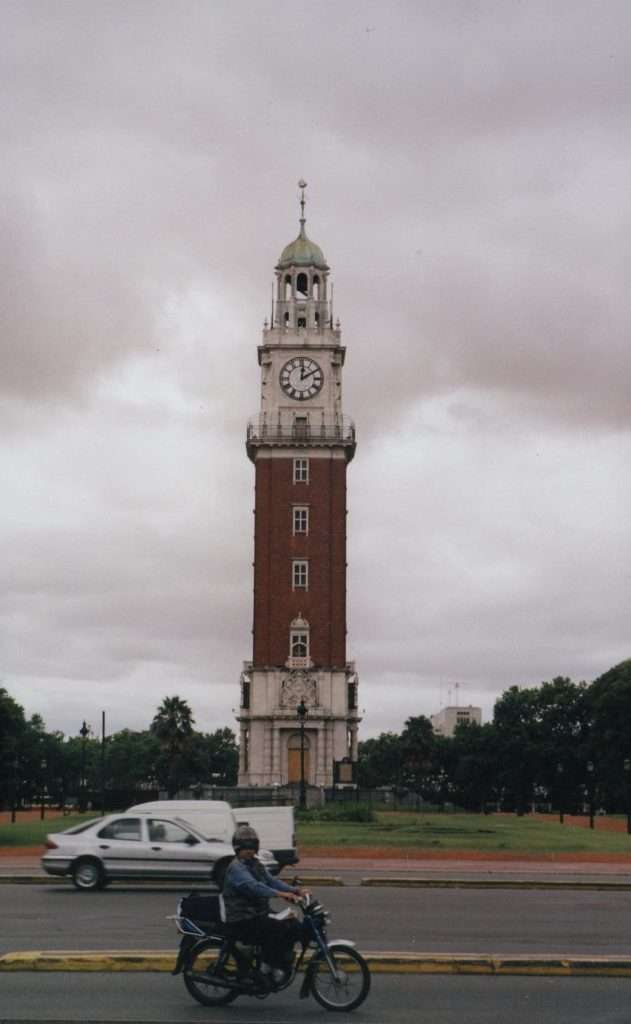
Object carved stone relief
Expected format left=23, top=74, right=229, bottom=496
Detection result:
left=279, top=670, right=317, bottom=709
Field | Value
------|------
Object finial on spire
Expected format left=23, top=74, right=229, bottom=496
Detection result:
left=298, top=178, right=308, bottom=237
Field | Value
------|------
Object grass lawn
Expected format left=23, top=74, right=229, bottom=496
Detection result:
left=296, top=811, right=631, bottom=856
left=2, top=810, right=631, bottom=857
left=0, top=814, right=95, bottom=847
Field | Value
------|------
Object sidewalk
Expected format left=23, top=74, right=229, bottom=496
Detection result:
left=2, top=851, right=631, bottom=887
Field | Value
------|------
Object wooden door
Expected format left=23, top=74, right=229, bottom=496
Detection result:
left=288, top=749, right=310, bottom=783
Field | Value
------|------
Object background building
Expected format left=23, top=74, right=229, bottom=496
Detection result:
left=237, top=184, right=360, bottom=787
left=430, top=705, right=482, bottom=738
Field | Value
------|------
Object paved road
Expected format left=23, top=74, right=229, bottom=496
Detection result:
left=5, top=852, right=631, bottom=883
left=4, top=884, right=631, bottom=957
left=1, top=972, right=631, bottom=1022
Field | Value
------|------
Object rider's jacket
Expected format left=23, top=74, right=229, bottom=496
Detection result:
left=222, top=856, right=297, bottom=923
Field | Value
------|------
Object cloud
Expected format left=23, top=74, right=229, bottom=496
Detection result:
left=1, top=0, right=629, bottom=740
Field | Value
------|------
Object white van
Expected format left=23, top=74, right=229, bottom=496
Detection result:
left=235, top=806, right=298, bottom=869
left=127, top=799, right=297, bottom=871
left=128, top=800, right=235, bottom=842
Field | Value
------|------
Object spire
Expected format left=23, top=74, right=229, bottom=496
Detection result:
left=276, top=179, right=328, bottom=271
left=298, top=178, right=307, bottom=239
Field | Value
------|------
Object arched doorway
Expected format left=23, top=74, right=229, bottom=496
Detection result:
left=287, top=732, right=310, bottom=784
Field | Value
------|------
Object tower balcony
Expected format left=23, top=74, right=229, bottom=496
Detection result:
left=246, top=414, right=356, bottom=462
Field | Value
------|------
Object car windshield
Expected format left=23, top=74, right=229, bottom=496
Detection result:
left=172, top=817, right=207, bottom=841
left=62, top=818, right=101, bottom=834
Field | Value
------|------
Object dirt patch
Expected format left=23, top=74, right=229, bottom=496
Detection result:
left=0, top=809, right=67, bottom=825
left=0, top=845, right=45, bottom=857
left=530, top=813, right=629, bottom=833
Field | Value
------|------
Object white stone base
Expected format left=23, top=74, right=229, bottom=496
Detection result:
left=236, top=664, right=360, bottom=787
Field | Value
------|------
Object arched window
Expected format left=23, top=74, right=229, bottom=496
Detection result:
left=288, top=732, right=311, bottom=751
left=289, top=614, right=310, bottom=665
left=284, top=275, right=292, bottom=301
left=291, top=632, right=308, bottom=658
left=284, top=311, right=290, bottom=327
left=296, top=272, right=308, bottom=297
left=313, top=276, right=320, bottom=300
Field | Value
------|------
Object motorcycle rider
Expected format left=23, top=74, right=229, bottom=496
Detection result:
left=222, top=824, right=306, bottom=984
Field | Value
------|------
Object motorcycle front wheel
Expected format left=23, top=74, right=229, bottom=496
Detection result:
left=309, top=943, right=371, bottom=1012
left=183, top=938, right=240, bottom=1007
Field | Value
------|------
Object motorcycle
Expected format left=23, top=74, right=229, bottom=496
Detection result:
left=171, top=888, right=371, bottom=1012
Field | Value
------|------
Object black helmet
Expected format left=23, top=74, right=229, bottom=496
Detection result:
left=232, top=824, right=259, bottom=853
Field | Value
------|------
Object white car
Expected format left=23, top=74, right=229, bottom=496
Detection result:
left=41, top=812, right=279, bottom=891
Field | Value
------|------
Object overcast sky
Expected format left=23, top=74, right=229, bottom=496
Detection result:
left=2, top=0, right=629, bottom=743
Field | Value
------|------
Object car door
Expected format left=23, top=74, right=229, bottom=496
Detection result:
left=142, top=818, right=214, bottom=879
left=94, top=817, right=144, bottom=877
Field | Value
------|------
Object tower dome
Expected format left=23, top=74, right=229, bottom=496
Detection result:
left=276, top=179, right=328, bottom=270
left=277, top=224, right=328, bottom=270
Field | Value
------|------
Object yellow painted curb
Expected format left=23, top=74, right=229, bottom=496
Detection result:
left=0, top=951, right=177, bottom=972
left=3, top=951, right=631, bottom=977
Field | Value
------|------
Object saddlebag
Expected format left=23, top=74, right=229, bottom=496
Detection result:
left=179, top=891, right=225, bottom=931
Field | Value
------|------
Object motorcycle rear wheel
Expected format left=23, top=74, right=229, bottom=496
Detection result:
left=309, top=943, right=371, bottom=1012
left=183, top=939, right=240, bottom=1007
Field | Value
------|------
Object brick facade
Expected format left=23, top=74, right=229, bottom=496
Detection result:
left=253, top=453, right=347, bottom=669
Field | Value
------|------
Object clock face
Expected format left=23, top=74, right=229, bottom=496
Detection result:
left=279, top=357, right=324, bottom=401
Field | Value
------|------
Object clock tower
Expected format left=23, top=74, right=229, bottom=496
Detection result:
left=237, top=182, right=360, bottom=788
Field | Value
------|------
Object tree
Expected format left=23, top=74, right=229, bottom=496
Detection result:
left=448, top=723, right=501, bottom=812
left=0, top=688, right=27, bottom=808
left=492, top=678, right=590, bottom=814
left=493, top=685, right=540, bottom=813
left=357, top=733, right=404, bottom=788
left=533, top=677, right=590, bottom=813
left=106, top=729, right=161, bottom=792
left=150, top=696, right=195, bottom=797
left=400, top=715, right=434, bottom=791
left=588, top=659, right=631, bottom=811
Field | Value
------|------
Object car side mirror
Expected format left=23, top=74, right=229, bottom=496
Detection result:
left=185, top=835, right=199, bottom=846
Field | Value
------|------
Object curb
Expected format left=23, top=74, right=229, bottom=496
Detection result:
left=2, top=874, right=631, bottom=891
left=2, top=950, right=631, bottom=977
left=360, top=878, right=631, bottom=891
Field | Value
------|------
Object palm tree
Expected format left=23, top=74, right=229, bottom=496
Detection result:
left=150, top=696, right=195, bottom=797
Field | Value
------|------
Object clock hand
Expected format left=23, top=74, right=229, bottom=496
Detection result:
left=300, top=367, right=316, bottom=381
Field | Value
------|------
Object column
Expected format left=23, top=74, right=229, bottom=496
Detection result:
left=316, top=720, right=326, bottom=782
left=350, top=724, right=358, bottom=761
left=238, top=724, right=248, bottom=781
left=272, top=722, right=280, bottom=780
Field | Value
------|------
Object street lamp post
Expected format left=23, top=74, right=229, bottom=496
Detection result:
left=296, top=700, right=308, bottom=810
left=586, top=761, right=595, bottom=830
left=556, top=762, right=564, bottom=825
left=79, top=721, right=89, bottom=812
left=11, top=755, right=19, bottom=824
left=624, top=759, right=631, bottom=836
left=40, top=757, right=47, bottom=821
left=100, top=710, right=106, bottom=817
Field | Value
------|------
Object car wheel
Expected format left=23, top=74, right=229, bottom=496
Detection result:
left=72, top=858, right=105, bottom=891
